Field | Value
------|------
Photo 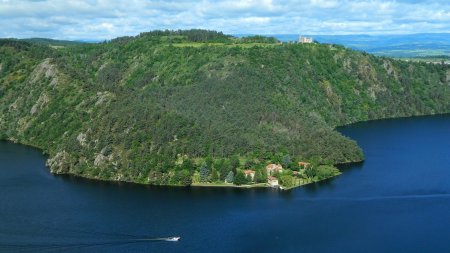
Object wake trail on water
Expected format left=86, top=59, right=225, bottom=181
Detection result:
left=0, top=227, right=178, bottom=252
left=297, top=192, right=450, bottom=202
left=0, top=238, right=173, bottom=252
left=57, top=227, right=144, bottom=239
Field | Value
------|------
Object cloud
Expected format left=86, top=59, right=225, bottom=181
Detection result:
left=0, top=0, right=449, bottom=40
left=309, top=0, right=339, bottom=8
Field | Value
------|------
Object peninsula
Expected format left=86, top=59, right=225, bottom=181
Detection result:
left=1, top=30, right=449, bottom=189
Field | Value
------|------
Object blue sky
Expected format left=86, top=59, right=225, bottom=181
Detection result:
left=0, top=0, right=449, bottom=40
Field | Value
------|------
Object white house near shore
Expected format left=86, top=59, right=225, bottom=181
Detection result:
left=267, top=176, right=279, bottom=187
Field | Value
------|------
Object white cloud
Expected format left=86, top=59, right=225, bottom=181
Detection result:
left=310, top=0, right=339, bottom=8
left=242, top=17, right=271, bottom=24
left=0, top=0, right=449, bottom=40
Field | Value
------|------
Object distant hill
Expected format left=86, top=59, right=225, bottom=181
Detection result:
left=20, top=38, right=85, bottom=47
left=1, top=30, right=449, bottom=186
left=236, top=33, right=450, bottom=58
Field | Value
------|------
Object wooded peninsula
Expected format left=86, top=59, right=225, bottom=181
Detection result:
left=1, top=30, right=449, bottom=189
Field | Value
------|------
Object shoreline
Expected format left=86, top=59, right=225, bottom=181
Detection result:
left=191, top=182, right=269, bottom=188
left=334, top=111, right=450, bottom=129
left=53, top=170, right=325, bottom=190
left=52, top=167, right=341, bottom=190
left=3, top=113, right=450, bottom=191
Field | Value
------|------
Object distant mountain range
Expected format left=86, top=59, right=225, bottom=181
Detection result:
left=236, top=33, right=450, bottom=58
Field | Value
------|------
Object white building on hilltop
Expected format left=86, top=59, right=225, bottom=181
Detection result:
left=299, top=36, right=313, bottom=43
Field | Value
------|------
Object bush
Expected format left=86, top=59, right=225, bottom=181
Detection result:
left=234, top=170, right=248, bottom=185
left=315, top=165, right=340, bottom=180
left=279, top=175, right=296, bottom=188
left=225, top=171, right=234, bottom=183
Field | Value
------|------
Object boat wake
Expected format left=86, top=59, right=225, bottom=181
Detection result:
left=298, top=192, right=450, bottom=202
left=0, top=228, right=181, bottom=252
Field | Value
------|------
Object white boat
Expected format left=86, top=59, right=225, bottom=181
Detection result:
left=165, top=237, right=181, bottom=241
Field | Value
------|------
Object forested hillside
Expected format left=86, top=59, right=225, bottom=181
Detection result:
left=1, top=30, right=449, bottom=186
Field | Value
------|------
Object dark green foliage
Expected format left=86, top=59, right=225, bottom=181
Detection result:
left=279, top=174, right=296, bottom=188
left=180, top=159, right=195, bottom=171
left=1, top=30, right=449, bottom=186
left=282, top=155, right=292, bottom=169
left=173, top=170, right=192, bottom=186
left=230, top=156, right=240, bottom=174
left=255, top=169, right=268, bottom=183
left=210, top=168, right=220, bottom=182
left=225, top=171, right=234, bottom=183
left=138, top=29, right=232, bottom=43
left=234, top=170, right=248, bottom=185
left=205, top=157, right=214, bottom=169
left=199, top=162, right=210, bottom=182
left=240, top=35, right=278, bottom=44
left=315, top=165, right=340, bottom=180
left=305, top=166, right=317, bottom=179
left=216, top=159, right=231, bottom=181
left=304, top=165, right=340, bottom=180
left=244, top=159, right=254, bottom=169
left=97, top=63, right=125, bottom=89
left=20, top=38, right=84, bottom=47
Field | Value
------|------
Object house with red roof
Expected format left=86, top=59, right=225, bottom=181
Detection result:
left=266, top=164, right=283, bottom=175
left=298, top=161, right=311, bottom=168
left=244, top=169, right=255, bottom=181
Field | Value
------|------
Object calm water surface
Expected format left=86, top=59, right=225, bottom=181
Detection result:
left=1, top=114, right=450, bottom=252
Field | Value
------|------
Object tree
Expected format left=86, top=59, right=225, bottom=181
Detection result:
left=315, top=165, right=340, bottom=180
left=305, top=166, right=317, bottom=179
left=192, top=171, right=201, bottom=184
left=244, top=159, right=254, bottom=169
left=225, top=171, right=234, bottom=183
left=210, top=168, right=219, bottom=182
left=181, top=159, right=194, bottom=171
left=282, top=154, right=292, bottom=169
left=216, top=159, right=231, bottom=181
left=174, top=169, right=192, bottom=186
left=199, top=162, right=210, bottom=182
left=255, top=169, right=268, bottom=183
left=279, top=175, right=295, bottom=188
left=234, top=170, right=248, bottom=185
left=205, top=156, right=214, bottom=169
left=230, top=155, right=240, bottom=174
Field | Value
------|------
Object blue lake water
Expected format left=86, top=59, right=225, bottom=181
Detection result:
left=1, top=114, right=450, bottom=252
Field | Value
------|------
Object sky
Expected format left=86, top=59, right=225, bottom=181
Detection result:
left=0, top=0, right=449, bottom=40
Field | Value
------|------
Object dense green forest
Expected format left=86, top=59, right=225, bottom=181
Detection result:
left=1, top=30, right=449, bottom=187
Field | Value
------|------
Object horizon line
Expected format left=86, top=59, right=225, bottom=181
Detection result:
left=3, top=31, right=450, bottom=42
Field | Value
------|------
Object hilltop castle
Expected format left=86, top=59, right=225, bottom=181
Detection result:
left=299, top=36, right=313, bottom=43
